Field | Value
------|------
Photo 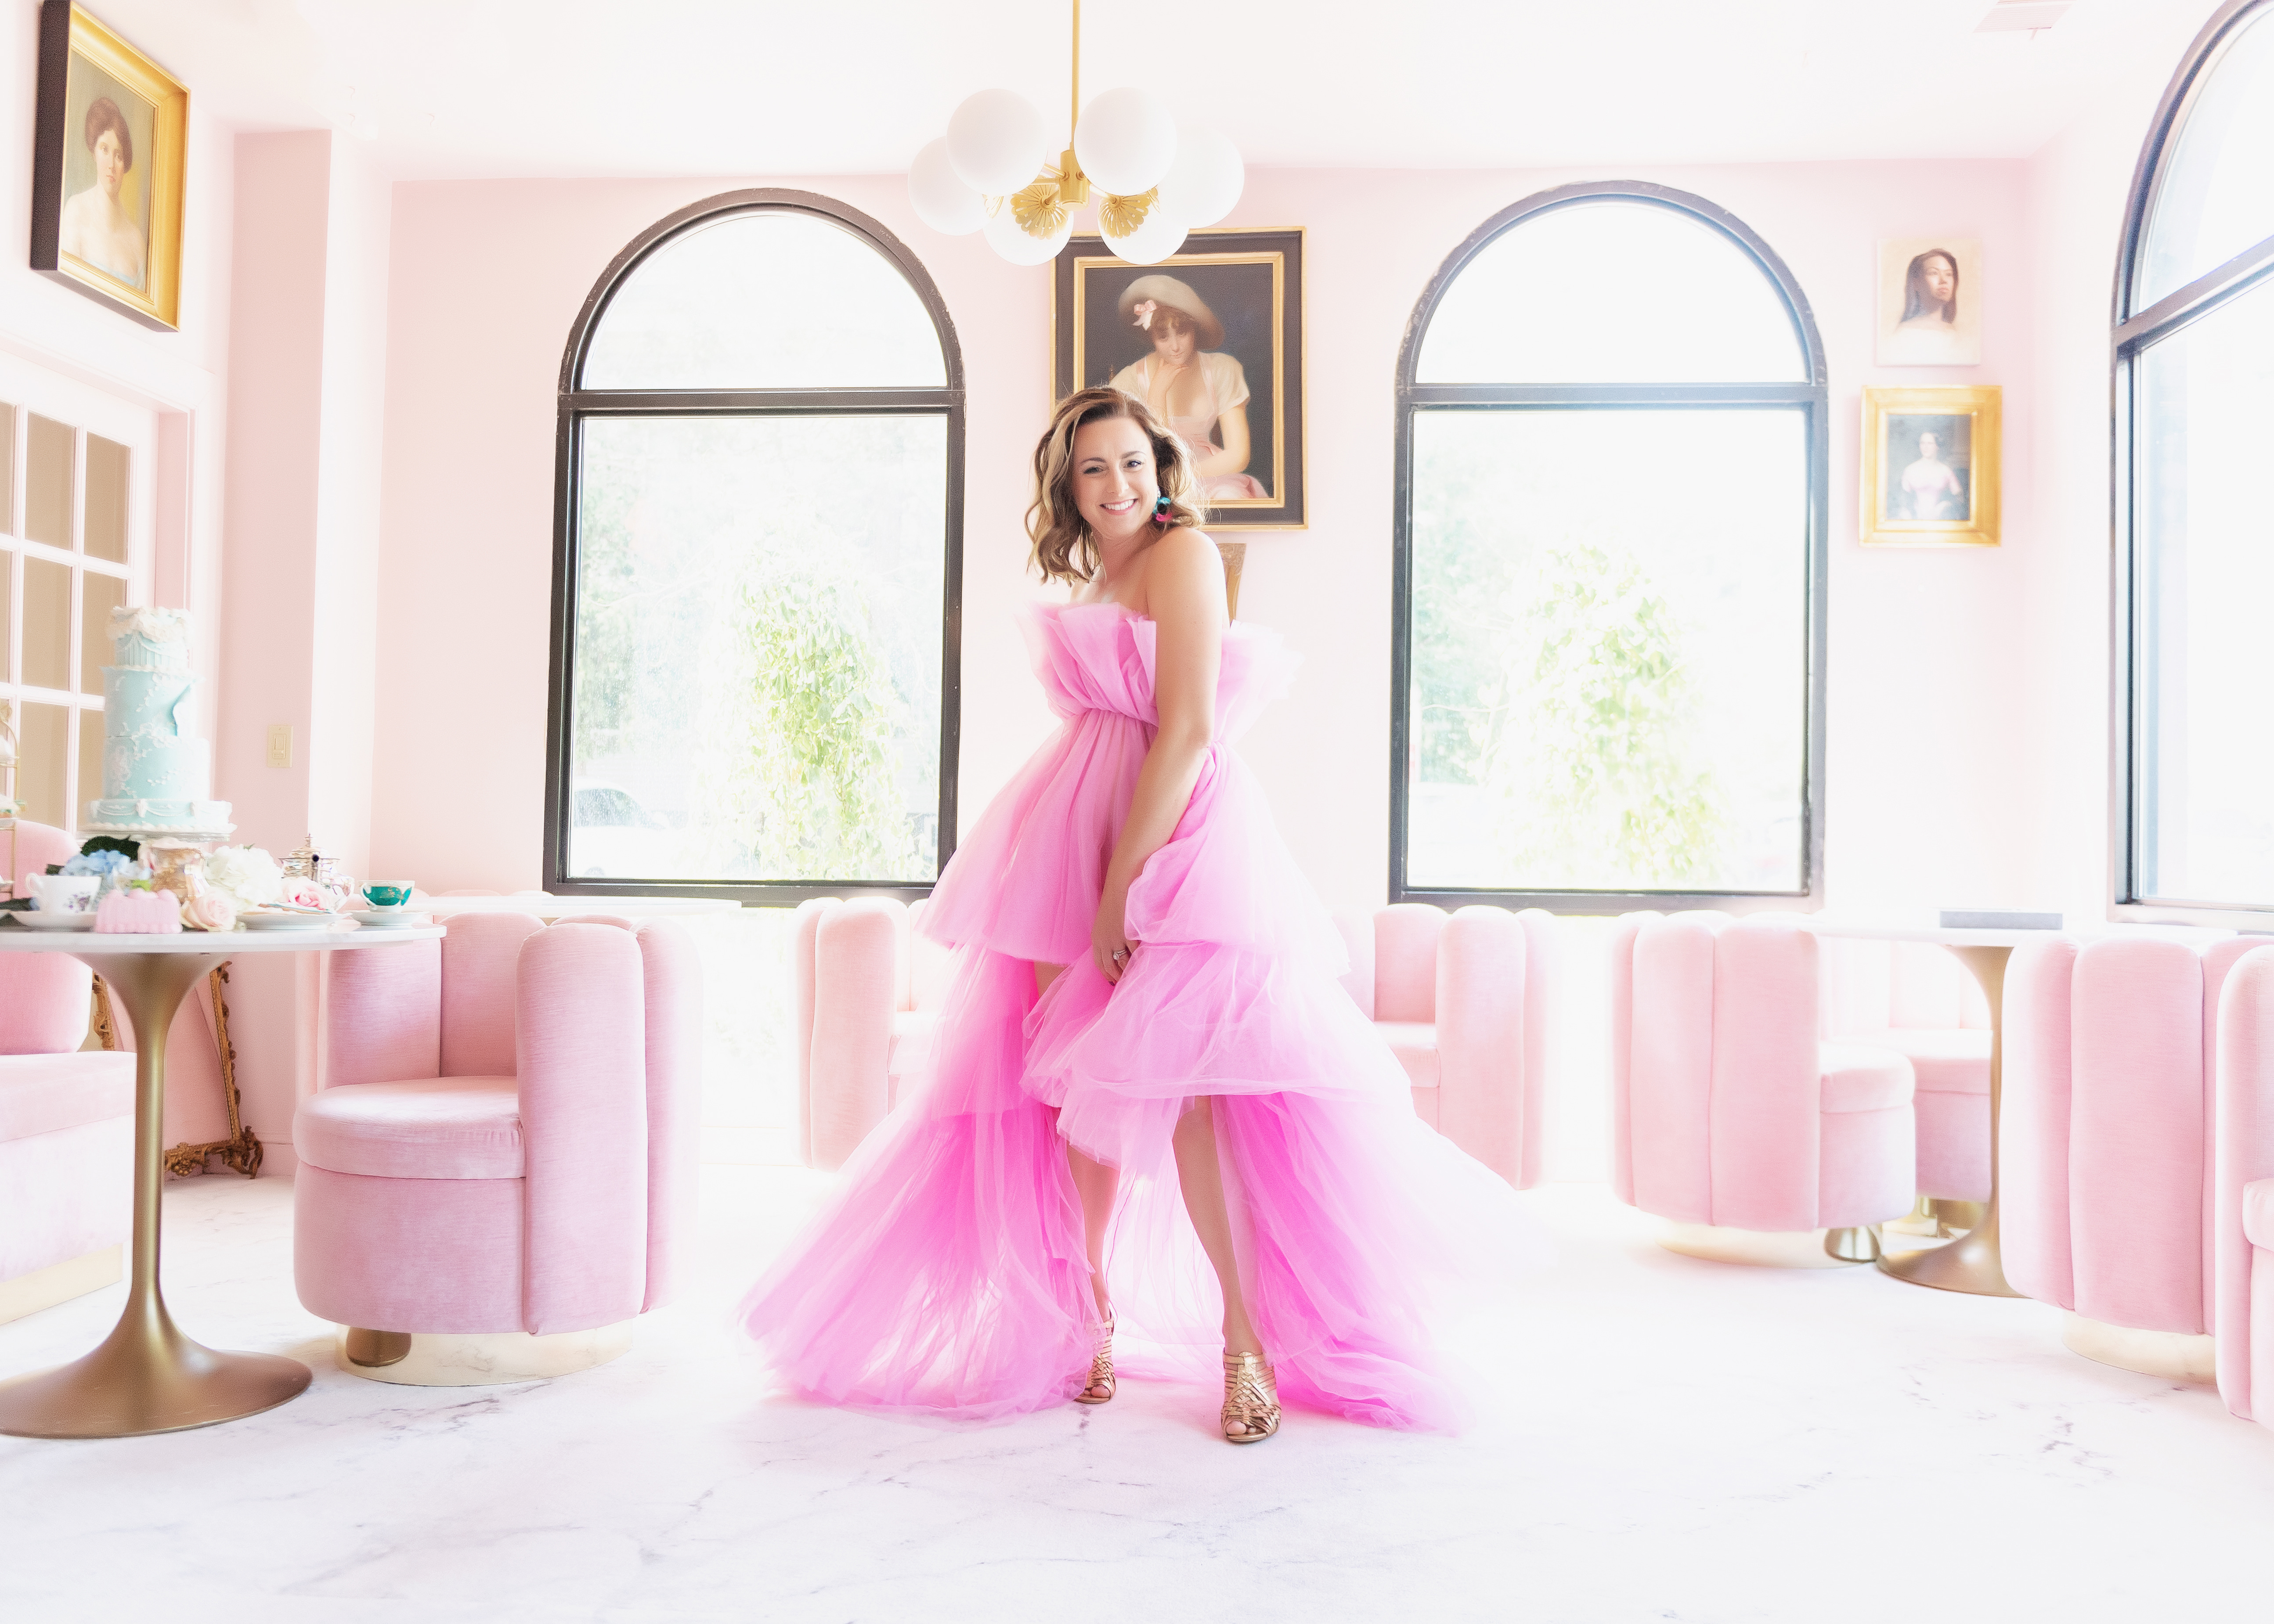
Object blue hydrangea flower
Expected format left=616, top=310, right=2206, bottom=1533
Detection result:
left=61, top=849, right=137, bottom=879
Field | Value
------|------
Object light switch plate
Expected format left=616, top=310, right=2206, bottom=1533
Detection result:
left=266, top=724, right=293, bottom=769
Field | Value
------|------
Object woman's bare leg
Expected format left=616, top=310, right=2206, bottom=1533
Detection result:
left=1173, top=1096, right=1268, bottom=1423
left=1037, top=961, right=1119, bottom=1400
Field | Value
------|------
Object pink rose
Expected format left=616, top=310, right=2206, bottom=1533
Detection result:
left=181, top=893, right=238, bottom=933
left=282, top=879, right=327, bottom=910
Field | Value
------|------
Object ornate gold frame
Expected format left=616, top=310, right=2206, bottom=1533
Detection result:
left=29, top=2, right=190, bottom=332
left=1860, top=385, right=2002, bottom=547
left=92, top=966, right=262, bottom=1178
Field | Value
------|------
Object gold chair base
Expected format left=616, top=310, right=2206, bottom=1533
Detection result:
left=335, top=1321, right=633, bottom=1386
left=0, top=1309, right=309, bottom=1438
left=0, top=1245, right=122, bottom=1328
left=1657, top=1223, right=1868, bottom=1269
left=2061, top=1313, right=2216, bottom=1383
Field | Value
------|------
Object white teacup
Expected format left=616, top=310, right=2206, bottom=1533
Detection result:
left=29, top=874, right=102, bottom=914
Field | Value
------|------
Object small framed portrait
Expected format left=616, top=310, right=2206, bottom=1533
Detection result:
left=1876, top=238, right=1981, bottom=367
left=1861, top=385, right=2002, bottom=547
left=29, top=1, right=189, bottom=331
left=1052, top=228, right=1306, bottom=529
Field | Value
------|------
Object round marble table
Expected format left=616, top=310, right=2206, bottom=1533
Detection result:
left=0, top=921, right=447, bottom=1439
left=1792, top=918, right=2071, bottom=1299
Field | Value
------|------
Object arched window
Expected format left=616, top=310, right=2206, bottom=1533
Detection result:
left=2115, top=0, right=2274, bottom=918
left=1393, top=183, right=1826, bottom=912
left=548, top=190, right=962, bottom=901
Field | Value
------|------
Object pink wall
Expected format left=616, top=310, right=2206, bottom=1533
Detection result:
left=215, top=131, right=394, bottom=1171
left=371, top=158, right=2046, bottom=918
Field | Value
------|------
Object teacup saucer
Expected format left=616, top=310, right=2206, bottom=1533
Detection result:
left=351, top=909, right=429, bottom=928
left=14, top=912, right=97, bottom=931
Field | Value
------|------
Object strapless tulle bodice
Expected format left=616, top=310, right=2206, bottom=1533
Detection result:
left=920, top=602, right=1317, bottom=969
left=1024, top=602, right=1297, bottom=741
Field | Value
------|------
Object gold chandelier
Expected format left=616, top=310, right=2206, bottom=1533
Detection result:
left=906, top=0, right=1245, bottom=266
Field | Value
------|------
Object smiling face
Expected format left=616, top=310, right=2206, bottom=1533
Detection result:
left=1148, top=309, right=1198, bottom=368
left=93, top=129, right=126, bottom=198
left=1071, top=415, right=1159, bottom=545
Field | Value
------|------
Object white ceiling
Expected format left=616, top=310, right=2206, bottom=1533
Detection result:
left=84, top=0, right=2218, bottom=179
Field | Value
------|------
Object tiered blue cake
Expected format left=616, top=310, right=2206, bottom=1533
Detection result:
left=83, top=606, right=233, bottom=838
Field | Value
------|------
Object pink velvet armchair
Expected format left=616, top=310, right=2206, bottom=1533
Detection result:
left=792, top=897, right=955, bottom=1171
left=2215, top=944, right=2274, bottom=1431
left=1612, top=912, right=1916, bottom=1263
left=2002, top=934, right=2264, bottom=1380
left=292, top=914, right=700, bottom=1383
left=1331, top=903, right=1554, bottom=1188
left=1819, top=937, right=1992, bottom=1214
left=1, top=821, right=136, bottom=1325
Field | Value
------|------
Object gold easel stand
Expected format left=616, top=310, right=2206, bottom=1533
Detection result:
left=0, top=950, right=309, bottom=1437
left=91, top=966, right=263, bottom=1178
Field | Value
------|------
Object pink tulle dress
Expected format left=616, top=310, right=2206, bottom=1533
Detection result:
left=739, top=601, right=1541, bottom=1428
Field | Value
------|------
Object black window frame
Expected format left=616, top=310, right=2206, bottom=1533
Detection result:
left=2111, top=0, right=2274, bottom=923
left=545, top=187, right=965, bottom=905
left=1390, top=180, right=1830, bottom=916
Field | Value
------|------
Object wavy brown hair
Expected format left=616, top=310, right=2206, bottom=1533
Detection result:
left=1025, top=388, right=1206, bottom=585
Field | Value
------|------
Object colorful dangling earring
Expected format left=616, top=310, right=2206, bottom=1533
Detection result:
left=1153, top=495, right=1173, bottom=526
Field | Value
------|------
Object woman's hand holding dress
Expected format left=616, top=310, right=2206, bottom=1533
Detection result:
left=1090, top=527, right=1226, bottom=986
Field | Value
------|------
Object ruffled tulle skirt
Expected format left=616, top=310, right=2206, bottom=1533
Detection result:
left=740, top=614, right=1545, bottom=1427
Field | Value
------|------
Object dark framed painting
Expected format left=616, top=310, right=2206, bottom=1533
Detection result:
left=1860, top=385, right=2001, bottom=547
left=1052, top=228, right=1306, bottom=530
left=29, top=1, right=189, bottom=331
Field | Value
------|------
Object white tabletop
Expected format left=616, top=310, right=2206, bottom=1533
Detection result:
left=0, top=922, right=447, bottom=953
left=1791, top=917, right=2066, bottom=949
left=414, top=893, right=740, bottom=920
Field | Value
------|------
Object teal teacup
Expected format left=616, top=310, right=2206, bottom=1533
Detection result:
left=362, top=882, right=415, bottom=909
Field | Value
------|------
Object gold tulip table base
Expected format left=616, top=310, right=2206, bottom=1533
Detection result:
left=1877, top=945, right=2025, bottom=1298
left=0, top=948, right=311, bottom=1439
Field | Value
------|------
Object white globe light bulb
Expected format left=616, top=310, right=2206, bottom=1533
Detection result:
left=983, top=202, right=1072, bottom=266
left=908, top=139, right=986, bottom=235
left=1074, top=87, right=1178, bottom=198
left=1155, top=127, right=1243, bottom=228
left=1105, top=205, right=1188, bottom=266
left=946, top=89, right=1048, bottom=198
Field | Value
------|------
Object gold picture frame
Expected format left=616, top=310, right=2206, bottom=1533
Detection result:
left=1053, top=228, right=1307, bottom=530
left=1861, top=385, right=2001, bottom=547
left=29, top=2, right=189, bottom=332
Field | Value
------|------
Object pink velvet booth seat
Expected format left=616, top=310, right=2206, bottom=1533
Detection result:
left=1819, top=938, right=1992, bottom=1206
left=1, top=821, right=136, bottom=1323
left=2215, top=946, right=2274, bottom=1430
left=793, top=897, right=954, bottom=1171
left=1611, top=913, right=1916, bottom=1254
left=1330, top=903, right=1554, bottom=1188
left=292, top=914, right=700, bottom=1379
left=2003, top=933, right=2266, bottom=1379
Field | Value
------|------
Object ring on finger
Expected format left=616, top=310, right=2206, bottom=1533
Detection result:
left=1110, top=946, right=1130, bottom=966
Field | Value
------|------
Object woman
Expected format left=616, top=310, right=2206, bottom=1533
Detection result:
left=1898, top=249, right=1960, bottom=333
left=1899, top=429, right=1966, bottom=520
left=740, top=389, right=1536, bottom=1443
left=1108, top=276, right=1268, bottom=503
left=58, top=97, right=146, bottom=290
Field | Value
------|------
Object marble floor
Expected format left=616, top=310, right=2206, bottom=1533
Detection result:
left=3, top=1172, right=2270, bottom=1624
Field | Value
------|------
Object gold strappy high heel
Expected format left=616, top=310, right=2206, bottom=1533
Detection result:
left=1220, top=1350, right=1280, bottom=1443
left=1075, top=1315, right=1116, bottom=1405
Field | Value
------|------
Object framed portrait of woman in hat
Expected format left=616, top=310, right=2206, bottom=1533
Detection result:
left=29, top=2, right=190, bottom=331
left=1053, top=228, right=1306, bottom=529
